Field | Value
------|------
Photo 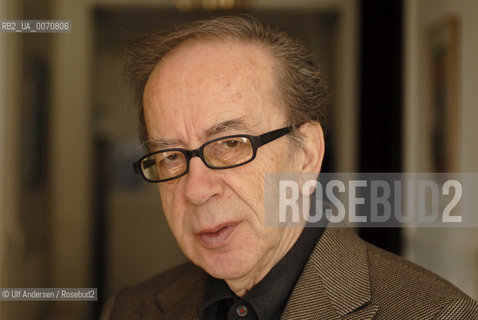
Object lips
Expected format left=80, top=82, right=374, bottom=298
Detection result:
left=196, top=222, right=240, bottom=249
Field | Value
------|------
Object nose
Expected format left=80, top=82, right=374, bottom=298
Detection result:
left=183, top=157, right=223, bottom=205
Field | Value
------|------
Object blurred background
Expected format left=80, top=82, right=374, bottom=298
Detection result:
left=1, top=0, right=477, bottom=319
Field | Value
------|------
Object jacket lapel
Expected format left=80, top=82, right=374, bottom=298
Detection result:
left=153, top=228, right=378, bottom=319
left=282, top=227, right=378, bottom=319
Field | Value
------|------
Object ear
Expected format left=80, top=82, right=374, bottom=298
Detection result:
left=296, top=122, right=325, bottom=174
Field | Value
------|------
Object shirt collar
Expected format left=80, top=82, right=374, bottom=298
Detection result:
left=200, top=225, right=325, bottom=320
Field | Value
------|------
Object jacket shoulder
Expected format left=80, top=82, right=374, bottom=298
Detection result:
left=100, top=262, right=207, bottom=320
left=365, top=242, right=478, bottom=319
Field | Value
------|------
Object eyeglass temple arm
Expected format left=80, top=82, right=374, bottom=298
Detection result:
left=257, top=127, right=292, bottom=146
left=133, top=162, right=141, bottom=173
left=132, top=127, right=292, bottom=175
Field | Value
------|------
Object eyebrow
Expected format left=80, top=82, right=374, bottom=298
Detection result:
left=206, top=117, right=248, bottom=136
left=144, top=117, right=248, bottom=151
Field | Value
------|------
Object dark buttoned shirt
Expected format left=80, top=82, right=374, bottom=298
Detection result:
left=200, top=225, right=324, bottom=320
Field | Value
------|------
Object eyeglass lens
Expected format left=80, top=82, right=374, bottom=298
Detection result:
left=141, top=136, right=254, bottom=181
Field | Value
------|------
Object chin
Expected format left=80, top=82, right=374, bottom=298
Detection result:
left=197, top=251, right=254, bottom=281
left=207, top=264, right=251, bottom=281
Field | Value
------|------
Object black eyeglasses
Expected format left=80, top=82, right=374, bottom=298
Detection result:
left=132, top=127, right=292, bottom=183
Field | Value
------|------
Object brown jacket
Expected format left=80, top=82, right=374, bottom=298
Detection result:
left=101, top=227, right=478, bottom=319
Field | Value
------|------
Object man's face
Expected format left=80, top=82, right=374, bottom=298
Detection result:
left=143, top=40, right=303, bottom=282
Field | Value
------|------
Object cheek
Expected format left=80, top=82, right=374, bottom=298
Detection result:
left=260, top=144, right=294, bottom=170
left=226, top=165, right=268, bottom=218
left=232, top=148, right=288, bottom=192
left=158, top=185, right=184, bottom=232
left=230, top=150, right=295, bottom=220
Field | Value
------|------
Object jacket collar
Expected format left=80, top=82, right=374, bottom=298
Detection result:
left=282, top=226, right=379, bottom=319
left=155, top=264, right=207, bottom=320
left=154, top=227, right=379, bottom=320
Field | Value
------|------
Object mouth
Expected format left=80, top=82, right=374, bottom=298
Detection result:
left=196, top=222, right=240, bottom=249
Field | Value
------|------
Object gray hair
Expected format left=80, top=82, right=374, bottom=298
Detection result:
left=123, top=15, right=328, bottom=146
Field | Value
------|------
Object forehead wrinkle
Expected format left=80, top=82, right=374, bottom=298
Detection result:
left=144, top=117, right=251, bottom=151
left=206, top=117, right=249, bottom=136
left=143, top=138, right=183, bottom=151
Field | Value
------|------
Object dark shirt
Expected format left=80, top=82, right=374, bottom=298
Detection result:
left=200, top=226, right=324, bottom=320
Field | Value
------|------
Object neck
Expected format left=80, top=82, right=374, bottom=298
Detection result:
left=225, top=225, right=304, bottom=297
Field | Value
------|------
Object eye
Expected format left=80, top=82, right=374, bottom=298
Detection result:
left=224, top=139, right=240, bottom=148
left=158, top=151, right=184, bottom=167
left=165, top=153, right=179, bottom=161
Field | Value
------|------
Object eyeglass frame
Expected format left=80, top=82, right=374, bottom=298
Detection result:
left=132, top=126, right=292, bottom=183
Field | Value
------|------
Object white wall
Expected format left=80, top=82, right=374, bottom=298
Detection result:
left=0, top=0, right=6, bottom=300
left=48, top=0, right=95, bottom=318
left=404, top=0, right=478, bottom=299
left=0, top=0, right=23, bottom=317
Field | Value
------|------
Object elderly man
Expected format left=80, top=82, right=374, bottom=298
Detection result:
left=101, top=16, right=478, bottom=319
